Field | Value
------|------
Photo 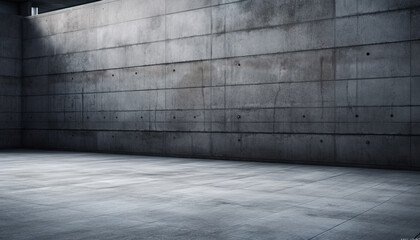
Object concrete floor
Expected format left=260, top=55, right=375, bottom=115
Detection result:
left=0, top=150, right=419, bottom=240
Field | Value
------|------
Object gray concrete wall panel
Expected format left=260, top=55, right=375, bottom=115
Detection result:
left=0, top=14, right=21, bottom=149
left=18, top=0, right=420, bottom=169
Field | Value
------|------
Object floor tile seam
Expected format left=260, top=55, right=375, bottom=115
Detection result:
left=253, top=195, right=331, bottom=223
left=306, top=204, right=386, bottom=240
left=313, top=172, right=362, bottom=184
left=339, top=181, right=392, bottom=199
left=306, top=186, right=417, bottom=240
left=303, top=182, right=419, bottom=203
left=217, top=200, right=353, bottom=231
left=182, top=181, right=308, bottom=195
left=193, top=180, right=263, bottom=188
left=247, top=183, right=308, bottom=194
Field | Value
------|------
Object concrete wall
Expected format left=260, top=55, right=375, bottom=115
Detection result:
left=0, top=13, right=21, bottom=148
left=21, top=0, right=420, bottom=169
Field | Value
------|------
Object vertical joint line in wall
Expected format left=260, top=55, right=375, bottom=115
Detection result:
left=223, top=2, right=227, bottom=132
left=47, top=56, right=52, bottom=135
left=64, top=86, right=67, bottom=127
left=82, top=87, right=84, bottom=125
left=333, top=0, right=336, bottom=48
left=209, top=4, right=214, bottom=155
left=355, top=14, right=359, bottom=109
left=20, top=17, right=24, bottom=146
left=409, top=8, right=412, bottom=166
left=333, top=0, right=337, bottom=163
left=46, top=53, right=50, bottom=147
left=163, top=0, right=167, bottom=154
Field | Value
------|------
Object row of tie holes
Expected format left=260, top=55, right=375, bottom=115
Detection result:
left=84, top=135, right=372, bottom=145
left=68, top=52, right=372, bottom=81
left=82, top=113, right=393, bottom=121
left=29, top=112, right=394, bottom=121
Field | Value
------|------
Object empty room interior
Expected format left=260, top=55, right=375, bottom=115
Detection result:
left=1, top=0, right=420, bottom=239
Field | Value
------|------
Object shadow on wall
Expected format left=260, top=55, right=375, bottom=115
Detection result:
left=0, top=13, right=22, bottom=148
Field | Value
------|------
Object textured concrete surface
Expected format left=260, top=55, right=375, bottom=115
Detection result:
left=0, top=149, right=420, bottom=240
left=0, top=13, right=21, bottom=149
left=12, top=0, right=420, bottom=169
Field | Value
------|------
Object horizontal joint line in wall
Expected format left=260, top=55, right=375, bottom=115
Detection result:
left=0, top=56, right=21, bottom=61
left=22, top=39, right=420, bottom=78
left=24, top=16, right=335, bottom=54
left=22, top=27, right=420, bottom=62
left=21, top=122, right=417, bottom=124
left=0, top=75, right=21, bottom=78
left=21, top=105, right=420, bottom=113
left=20, top=128, right=420, bottom=137
left=22, top=119, right=417, bottom=122
left=22, top=75, right=419, bottom=98
left=23, top=0, right=248, bottom=40
left=0, top=76, right=21, bottom=80
left=23, top=2, right=419, bottom=42
left=0, top=35, right=21, bottom=40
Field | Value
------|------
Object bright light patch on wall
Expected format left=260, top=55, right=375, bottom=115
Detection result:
left=31, top=7, right=38, bottom=16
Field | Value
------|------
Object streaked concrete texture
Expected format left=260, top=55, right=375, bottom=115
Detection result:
left=19, top=0, right=420, bottom=169
left=0, top=150, right=419, bottom=240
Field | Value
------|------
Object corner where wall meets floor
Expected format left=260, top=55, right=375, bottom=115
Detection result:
left=0, top=0, right=419, bottom=170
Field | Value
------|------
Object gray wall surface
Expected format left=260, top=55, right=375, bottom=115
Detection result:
left=0, top=13, right=21, bottom=148
left=0, top=2, right=18, bottom=15
left=20, top=0, right=420, bottom=169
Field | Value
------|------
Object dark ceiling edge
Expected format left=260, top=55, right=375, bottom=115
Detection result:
left=1, top=0, right=117, bottom=16
left=33, top=0, right=102, bottom=14
left=25, top=0, right=117, bottom=17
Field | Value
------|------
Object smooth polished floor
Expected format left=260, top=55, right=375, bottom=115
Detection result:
left=0, top=150, right=419, bottom=240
